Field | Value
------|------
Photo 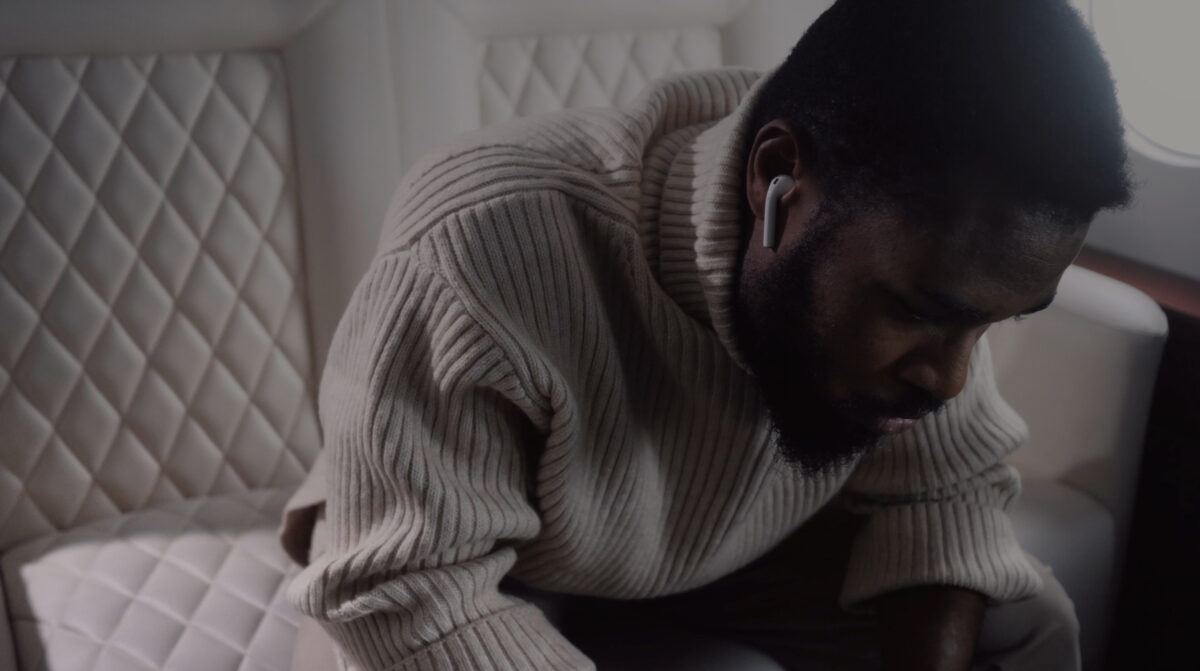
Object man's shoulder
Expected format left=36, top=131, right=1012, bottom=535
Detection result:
left=376, top=107, right=644, bottom=255
left=377, top=68, right=765, bottom=254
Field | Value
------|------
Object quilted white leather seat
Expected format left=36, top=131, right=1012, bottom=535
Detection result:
left=0, top=47, right=319, bottom=671
left=2, top=490, right=297, bottom=671
left=0, top=1, right=402, bottom=669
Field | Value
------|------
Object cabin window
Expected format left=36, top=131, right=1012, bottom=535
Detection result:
left=1080, top=0, right=1200, bottom=167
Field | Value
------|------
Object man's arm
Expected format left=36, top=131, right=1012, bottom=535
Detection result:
left=287, top=250, right=592, bottom=671
left=875, top=586, right=986, bottom=671
left=838, top=336, right=1043, bottom=665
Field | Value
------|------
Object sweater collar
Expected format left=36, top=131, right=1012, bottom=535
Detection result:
left=642, top=68, right=772, bottom=370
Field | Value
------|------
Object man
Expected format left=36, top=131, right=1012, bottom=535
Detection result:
left=281, top=0, right=1131, bottom=669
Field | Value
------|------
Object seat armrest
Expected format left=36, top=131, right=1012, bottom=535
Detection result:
left=988, top=264, right=1168, bottom=545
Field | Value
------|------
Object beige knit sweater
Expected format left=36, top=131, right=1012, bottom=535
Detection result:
left=285, top=68, right=1042, bottom=670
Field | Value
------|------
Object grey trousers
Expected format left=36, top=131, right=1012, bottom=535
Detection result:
left=291, top=508, right=1080, bottom=671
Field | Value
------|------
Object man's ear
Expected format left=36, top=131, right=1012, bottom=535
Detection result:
left=745, top=119, right=818, bottom=223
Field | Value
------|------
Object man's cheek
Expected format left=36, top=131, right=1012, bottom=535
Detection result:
left=827, top=324, right=903, bottom=383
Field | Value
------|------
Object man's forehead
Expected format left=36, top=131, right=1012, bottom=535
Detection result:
left=935, top=201, right=1081, bottom=266
left=907, top=204, right=1087, bottom=311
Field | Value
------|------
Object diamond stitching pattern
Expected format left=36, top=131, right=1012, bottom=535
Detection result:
left=2, top=489, right=302, bottom=671
left=478, top=27, right=722, bottom=125
left=0, top=52, right=321, bottom=552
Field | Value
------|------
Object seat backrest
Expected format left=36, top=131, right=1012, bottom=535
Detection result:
left=988, top=265, right=1167, bottom=540
left=384, top=0, right=750, bottom=172
left=0, top=0, right=345, bottom=551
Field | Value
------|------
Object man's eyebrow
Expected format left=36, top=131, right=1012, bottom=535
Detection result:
left=916, top=288, right=1056, bottom=322
left=917, top=288, right=990, bottom=322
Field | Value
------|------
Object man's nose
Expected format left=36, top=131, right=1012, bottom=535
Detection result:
left=898, top=332, right=979, bottom=402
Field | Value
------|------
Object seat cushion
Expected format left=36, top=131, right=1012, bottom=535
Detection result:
left=1, top=488, right=299, bottom=671
left=1008, top=475, right=1115, bottom=671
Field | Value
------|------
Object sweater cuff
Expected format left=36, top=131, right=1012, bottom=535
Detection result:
left=328, top=604, right=595, bottom=671
left=840, top=502, right=1043, bottom=608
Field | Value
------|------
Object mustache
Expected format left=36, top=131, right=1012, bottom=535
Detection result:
left=839, top=391, right=945, bottom=423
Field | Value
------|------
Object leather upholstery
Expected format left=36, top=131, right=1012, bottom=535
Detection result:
left=0, top=16, right=328, bottom=666
left=2, top=490, right=299, bottom=671
left=479, top=30, right=722, bottom=124
left=989, top=266, right=1167, bottom=669
left=991, top=265, right=1168, bottom=543
left=0, top=51, right=321, bottom=552
left=1009, top=477, right=1115, bottom=669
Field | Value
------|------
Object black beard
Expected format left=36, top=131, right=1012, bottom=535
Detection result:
left=733, top=205, right=888, bottom=474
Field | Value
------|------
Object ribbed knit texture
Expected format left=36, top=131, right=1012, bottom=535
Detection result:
left=286, top=68, right=1042, bottom=670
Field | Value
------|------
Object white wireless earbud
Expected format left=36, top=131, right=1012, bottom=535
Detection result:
left=762, top=174, right=795, bottom=248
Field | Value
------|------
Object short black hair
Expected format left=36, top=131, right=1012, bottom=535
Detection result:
left=749, top=0, right=1132, bottom=224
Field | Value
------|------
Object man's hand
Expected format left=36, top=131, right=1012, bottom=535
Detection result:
left=874, top=585, right=986, bottom=671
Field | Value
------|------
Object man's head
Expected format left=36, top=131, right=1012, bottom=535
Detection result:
left=733, top=0, right=1133, bottom=472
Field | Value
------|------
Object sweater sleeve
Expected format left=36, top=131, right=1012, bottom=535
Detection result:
left=286, top=250, right=593, bottom=671
left=838, top=334, right=1043, bottom=607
